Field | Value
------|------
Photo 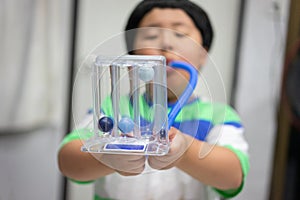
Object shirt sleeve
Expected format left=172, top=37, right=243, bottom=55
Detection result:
left=205, top=105, right=250, bottom=198
left=58, top=113, right=95, bottom=184
left=59, top=113, right=93, bottom=150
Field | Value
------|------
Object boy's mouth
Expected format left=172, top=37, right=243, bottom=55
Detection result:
left=166, top=58, right=175, bottom=74
left=166, top=58, right=173, bottom=65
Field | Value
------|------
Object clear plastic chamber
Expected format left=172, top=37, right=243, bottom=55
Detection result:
left=81, top=55, right=169, bottom=156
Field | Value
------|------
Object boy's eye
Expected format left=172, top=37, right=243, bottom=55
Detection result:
left=143, top=35, right=159, bottom=40
left=175, top=32, right=185, bottom=38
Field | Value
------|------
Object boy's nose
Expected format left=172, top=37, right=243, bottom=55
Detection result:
left=161, top=30, right=174, bottom=51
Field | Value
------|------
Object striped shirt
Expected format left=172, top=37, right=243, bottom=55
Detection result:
left=60, top=95, right=249, bottom=200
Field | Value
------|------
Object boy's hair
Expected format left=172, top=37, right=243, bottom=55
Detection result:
left=124, top=0, right=214, bottom=54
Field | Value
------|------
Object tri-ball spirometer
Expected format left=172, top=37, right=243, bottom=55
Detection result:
left=81, top=55, right=198, bottom=156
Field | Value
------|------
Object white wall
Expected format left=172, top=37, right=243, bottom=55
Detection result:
left=0, top=0, right=72, bottom=199
left=233, top=0, right=290, bottom=199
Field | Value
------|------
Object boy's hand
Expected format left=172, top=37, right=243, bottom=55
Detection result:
left=95, top=154, right=146, bottom=176
left=148, top=127, right=193, bottom=170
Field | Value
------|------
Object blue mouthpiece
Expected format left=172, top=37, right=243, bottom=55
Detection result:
left=167, top=61, right=198, bottom=129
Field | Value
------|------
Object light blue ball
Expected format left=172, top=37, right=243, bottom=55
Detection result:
left=118, top=116, right=134, bottom=133
left=138, top=67, right=154, bottom=82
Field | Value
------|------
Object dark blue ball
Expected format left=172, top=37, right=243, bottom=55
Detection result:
left=159, top=129, right=167, bottom=138
left=98, top=116, right=114, bottom=132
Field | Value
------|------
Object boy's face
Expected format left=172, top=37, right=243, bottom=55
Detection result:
left=133, top=8, right=207, bottom=102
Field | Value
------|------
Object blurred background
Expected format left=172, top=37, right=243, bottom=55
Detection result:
left=1, top=0, right=299, bottom=199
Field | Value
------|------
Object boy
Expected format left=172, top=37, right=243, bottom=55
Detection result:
left=58, top=1, right=249, bottom=199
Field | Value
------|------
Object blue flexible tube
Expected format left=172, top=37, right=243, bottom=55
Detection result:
left=167, top=61, right=198, bottom=129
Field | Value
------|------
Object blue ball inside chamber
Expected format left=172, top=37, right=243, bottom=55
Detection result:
left=159, top=129, right=167, bottom=138
left=118, top=116, right=135, bottom=133
left=98, top=116, right=114, bottom=132
left=138, top=66, right=154, bottom=82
